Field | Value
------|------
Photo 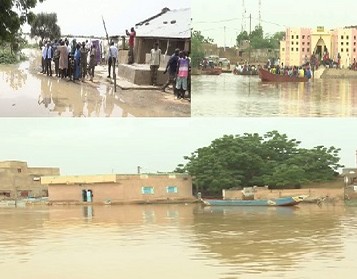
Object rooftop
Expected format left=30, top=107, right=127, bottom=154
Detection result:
left=135, top=7, right=191, bottom=39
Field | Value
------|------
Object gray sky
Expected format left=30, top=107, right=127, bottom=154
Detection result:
left=23, top=0, right=190, bottom=37
left=192, top=0, right=357, bottom=47
left=0, top=118, right=356, bottom=175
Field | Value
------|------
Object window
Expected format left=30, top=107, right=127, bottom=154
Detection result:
left=354, top=42, right=356, bottom=46
left=347, top=35, right=349, bottom=40
left=341, top=42, right=344, bottom=45
left=296, top=35, right=299, bottom=39
left=17, top=168, right=22, bottom=173
left=292, top=35, right=294, bottom=39
left=307, top=42, right=310, bottom=45
left=354, top=36, right=356, bottom=40
left=341, top=35, right=344, bottom=39
left=302, top=48, right=305, bottom=52
left=302, top=35, right=305, bottom=39
left=166, top=186, right=178, bottom=193
left=307, top=48, right=310, bottom=52
left=296, top=48, right=299, bottom=51
left=291, top=41, right=294, bottom=45
left=291, top=48, right=294, bottom=51
left=341, top=48, right=344, bottom=52
left=347, top=42, right=349, bottom=46
left=282, top=48, right=285, bottom=51
left=142, top=186, right=154, bottom=194
left=354, top=48, right=356, bottom=52
left=302, top=42, right=305, bottom=45
left=347, top=48, right=349, bottom=52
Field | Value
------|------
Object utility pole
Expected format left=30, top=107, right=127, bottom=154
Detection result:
left=241, top=0, right=246, bottom=33
left=137, top=166, right=141, bottom=174
left=249, top=14, right=252, bottom=64
left=258, top=0, right=262, bottom=27
left=224, top=26, right=226, bottom=51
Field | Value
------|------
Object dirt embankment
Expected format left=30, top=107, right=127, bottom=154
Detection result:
left=321, top=68, right=357, bottom=79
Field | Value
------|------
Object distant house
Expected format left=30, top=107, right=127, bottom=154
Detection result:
left=42, top=173, right=194, bottom=204
left=134, top=7, right=191, bottom=64
left=0, top=161, right=60, bottom=199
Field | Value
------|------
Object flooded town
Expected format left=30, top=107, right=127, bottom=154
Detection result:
left=2, top=0, right=357, bottom=278
left=0, top=5, right=191, bottom=117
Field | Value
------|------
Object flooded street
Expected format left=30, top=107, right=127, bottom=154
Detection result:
left=192, top=73, right=357, bottom=117
left=0, top=50, right=190, bottom=117
left=1, top=204, right=357, bottom=278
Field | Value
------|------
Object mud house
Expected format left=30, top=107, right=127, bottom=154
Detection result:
left=42, top=173, right=194, bottom=204
left=0, top=161, right=60, bottom=199
left=118, top=7, right=191, bottom=85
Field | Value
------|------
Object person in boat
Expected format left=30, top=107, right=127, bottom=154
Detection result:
left=305, top=66, right=312, bottom=79
left=298, top=67, right=304, bottom=78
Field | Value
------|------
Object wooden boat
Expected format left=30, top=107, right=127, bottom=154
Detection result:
left=233, top=68, right=258, bottom=76
left=201, top=195, right=307, bottom=207
left=258, top=68, right=309, bottom=82
left=201, top=67, right=222, bottom=75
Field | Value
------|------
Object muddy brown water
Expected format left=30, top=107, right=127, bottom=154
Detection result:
left=0, top=49, right=189, bottom=117
left=192, top=73, right=357, bottom=117
left=1, top=204, right=357, bottom=278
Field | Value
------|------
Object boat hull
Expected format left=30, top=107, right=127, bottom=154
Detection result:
left=258, top=68, right=308, bottom=82
left=202, top=196, right=306, bottom=206
left=201, top=68, right=222, bottom=75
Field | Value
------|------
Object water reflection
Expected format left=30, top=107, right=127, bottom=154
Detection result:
left=192, top=74, right=357, bottom=116
left=0, top=205, right=356, bottom=279
left=192, top=205, right=345, bottom=274
left=0, top=65, right=27, bottom=91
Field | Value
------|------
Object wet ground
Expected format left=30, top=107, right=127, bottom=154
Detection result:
left=0, top=49, right=190, bottom=117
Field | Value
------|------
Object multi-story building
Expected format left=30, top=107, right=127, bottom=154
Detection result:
left=0, top=161, right=60, bottom=199
left=280, top=26, right=357, bottom=68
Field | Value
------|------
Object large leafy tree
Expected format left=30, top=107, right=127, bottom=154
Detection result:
left=175, top=131, right=343, bottom=195
left=191, top=30, right=214, bottom=68
left=30, top=12, right=61, bottom=41
left=236, top=25, right=285, bottom=50
left=0, top=0, right=44, bottom=42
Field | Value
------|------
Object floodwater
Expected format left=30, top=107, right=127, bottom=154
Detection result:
left=192, top=73, right=357, bottom=117
left=0, top=49, right=189, bottom=117
left=1, top=204, right=357, bottom=279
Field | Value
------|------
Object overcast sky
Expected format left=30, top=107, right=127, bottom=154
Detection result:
left=23, top=0, right=190, bottom=37
left=192, top=0, right=357, bottom=47
left=1, top=118, right=356, bottom=176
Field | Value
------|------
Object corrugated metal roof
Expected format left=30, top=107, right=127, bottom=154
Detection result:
left=135, top=8, right=191, bottom=39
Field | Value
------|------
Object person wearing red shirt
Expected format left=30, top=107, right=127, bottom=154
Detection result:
left=126, top=27, right=136, bottom=64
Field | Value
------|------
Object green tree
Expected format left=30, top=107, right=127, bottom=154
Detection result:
left=236, top=26, right=285, bottom=50
left=0, top=0, right=44, bottom=43
left=191, top=30, right=214, bottom=68
left=30, top=12, right=61, bottom=41
left=175, top=131, right=343, bottom=195
left=236, top=30, right=249, bottom=46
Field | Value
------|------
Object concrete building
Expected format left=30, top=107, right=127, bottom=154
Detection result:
left=0, top=161, right=60, bottom=199
left=42, top=173, right=194, bottom=204
left=118, top=7, right=191, bottom=85
left=280, top=26, right=357, bottom=68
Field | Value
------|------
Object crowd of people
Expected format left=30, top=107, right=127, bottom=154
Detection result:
left=266, top=63, right=313, bottom=79
left=38, top=29, right=190, bottom=101
left=161, top=47, right=191, bottom=100
left=40, top=38, right=98, bottom=82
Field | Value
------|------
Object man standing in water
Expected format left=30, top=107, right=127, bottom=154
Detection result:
left=89, top=43, right=97, bottom=82
left=149, top=42, right=161, bottom=86
left=44, top=42, right=53, bottom=76
left=126, top=27, right=136, bottom=64
left=80, top=42, right=89, bottom=82
left=107, top=41, right=118, bottom=78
